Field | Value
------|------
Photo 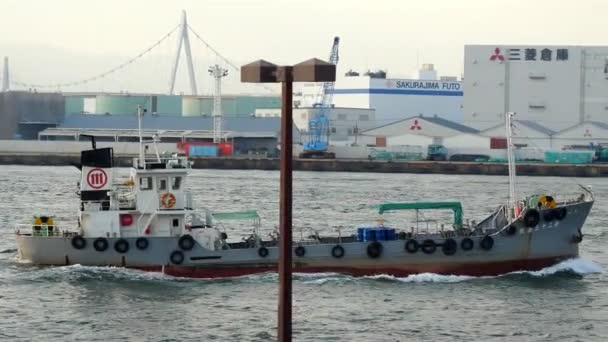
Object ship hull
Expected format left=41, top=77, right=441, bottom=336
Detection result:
left=16, top=201, right=592, bottom=278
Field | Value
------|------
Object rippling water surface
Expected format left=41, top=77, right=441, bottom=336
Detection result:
left=1, top=166, right=607, bottom=341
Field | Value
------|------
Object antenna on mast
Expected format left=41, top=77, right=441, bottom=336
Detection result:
left=137, top=105, right=146, bottom=167
left=208, top=64, right=228, bottom=143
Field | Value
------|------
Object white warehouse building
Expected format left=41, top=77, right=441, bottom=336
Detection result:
left=299, top=64, right=463, bottom=126
left=464, top=45, right=608, bottom=132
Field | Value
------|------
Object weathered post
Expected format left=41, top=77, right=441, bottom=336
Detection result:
left=242, top=58, right=335, bottom=342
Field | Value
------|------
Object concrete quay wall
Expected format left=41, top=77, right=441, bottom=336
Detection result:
left=1, top=153, right=607, bottom=177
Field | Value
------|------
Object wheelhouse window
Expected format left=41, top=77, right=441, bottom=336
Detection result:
left=139, top=177, right=153, bottom=190
left=171, top=177, right=182, bottom=190
left=158, top=178, right=167, bottom=191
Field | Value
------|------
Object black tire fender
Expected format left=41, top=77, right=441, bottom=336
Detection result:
left=555, top=207, right=567, bottom=221
left=93, top=238, right=108, bottom=252
left=170, top=250, right=184, bottom=265
left=442, top=238, right=457, bottom=256
left=178, top=235, right=195, bottom=251
left=480, top=236, right=494, bottom=251
left=135, top=237, right=149, bottom=250
left=258, top=247, right=269, bottom=258
left=331, top=245, right=345, bottom=258
left=114, top=239, right=129, bottom=254
left=523, top=209, right=540, bottom=228
left=460, top=238, right=474, bottom=251
left=366, top=241, right=383, bottom=259
left=294, top=246, right=306, bottom=257
left=405, top=239, right=419, bottom=253
left=71, top=236, right=86, bottom=250
left=421, top=239, right=436, bottom=254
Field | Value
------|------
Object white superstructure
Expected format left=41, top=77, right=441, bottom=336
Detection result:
left=464, top=45, right=608, bottom=131
left=299, top=65, right=463, bottom=126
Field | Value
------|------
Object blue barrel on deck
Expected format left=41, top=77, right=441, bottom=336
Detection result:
left=357, top=227, right=365, bottom=242
left=385, top=228, right=396, bottom=241
left=364, top=228, right=376, bottom=242
left=375, top=228, right=387, bottom=241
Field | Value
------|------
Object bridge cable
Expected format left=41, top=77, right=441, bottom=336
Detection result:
left=11, top=24, right=181, bottom=89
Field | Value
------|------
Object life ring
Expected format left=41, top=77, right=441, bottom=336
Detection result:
left=331, top=245, right=345, bottom=258
left=114, top=239, right=129, bottom=254
left=135, top=237, right=149, bottom=250
left=554, top=207, right=567, bottom=221
left=93, top=238, right=109, bottom=252
left=543, top=210, right=554, bottom=222
left=178, top=235, right=195, bottom=251
left=523, top=209, right=540, bottom=228
left=367, top=241, right=383, bottom=259
left=258, top=247, right=269, bottom=258
left=170, top=250, right=184, bottom=264
left=160, top=192, right=177, bottom=209
left=442, top=238, right=457, bottom=256
left=538, top=195, right=557, bottom=209
left=421, top=239, right=436, bottom=254
left=71, top=236, right=86, bottom=250
left=480, top=236, right=494, bottom=251
left=460, top=238, right=474, bottom=251
left=294, top=246, right=306, bottom=257
left=505, top=225, right=517, bottom=236
left=405, top=239, right=419, bottom=253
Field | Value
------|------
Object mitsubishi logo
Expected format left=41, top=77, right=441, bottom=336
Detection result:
left=489, top=47, right=505, bottom=62
left=410, top=119, right=422, bottom=130
left=584, top=129, right=592, bottom=138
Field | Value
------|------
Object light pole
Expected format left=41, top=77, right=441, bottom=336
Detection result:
left=241, top=58, right=336, bottom=342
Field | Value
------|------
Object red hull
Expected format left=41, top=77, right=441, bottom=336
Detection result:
left=133, top=256, right=574, bottom=279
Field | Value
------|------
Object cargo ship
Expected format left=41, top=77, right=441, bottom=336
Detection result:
left=15, top=112, right=594, bottom=278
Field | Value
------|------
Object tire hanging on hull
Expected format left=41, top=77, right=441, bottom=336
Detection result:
left=523, top=209, right=540, bottom=228
left=114, top=239, right=129, bottom=254
left=480, top=236, right=494, bottom=251
left=442, top=238, right=457, bottom=256
left=258, top=247, right=269, bottom=258
left=460, top=238, right=474, bottom=251
left=331, top=245, right=345, bottom=258
left=178, top=235, right=195, bottom=251
left=366, top=242, right=383, bottom=259
left=405, top=239, right=419, bottom=253
left=93, top=238, right=109, bottom=252
left=170, top=250, right=184, bottom=265
left=136, top=237, right=149, bottom=250
left=71, top=236, right=86, bottom=250
left=294, top=246, right=306, bottom=257
left=421, top=239, right=436, bottom=254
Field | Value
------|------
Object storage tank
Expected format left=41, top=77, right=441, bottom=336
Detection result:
left=95, top=95, right=150, bottom=115
left=182, top=96, right=203, bottom=116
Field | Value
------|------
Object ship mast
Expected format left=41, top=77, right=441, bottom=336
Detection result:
left=505, top=111, right=518, bottom=220
left=137, top=105, right=145, bottom=167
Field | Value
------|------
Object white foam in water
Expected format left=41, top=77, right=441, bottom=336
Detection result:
left=367, top=273, right=476, bottom=283
left=510, top=257, right=603, bottom=277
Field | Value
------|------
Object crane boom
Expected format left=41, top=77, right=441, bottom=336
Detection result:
left=300, top=37, right=340, bottom=159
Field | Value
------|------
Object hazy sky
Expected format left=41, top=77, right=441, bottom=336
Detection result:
left=1, top=0, right=605, bottom=94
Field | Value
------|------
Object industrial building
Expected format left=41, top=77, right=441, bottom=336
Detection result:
left=464, top=45, right=608, bottom=131
left=39, top=115, right=300, bottom=156
left=0, top=91, right=65, bottom=140
left=293, top=107, right=376, bottom=141
left=298, top=64, right=463, bottom=125
left=0, top=91, right=281, bottom=140
left=64, top=93, right=280, bottom=117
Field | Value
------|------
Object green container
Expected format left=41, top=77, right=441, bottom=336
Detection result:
left=544, top=151, right=594, bottom=164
